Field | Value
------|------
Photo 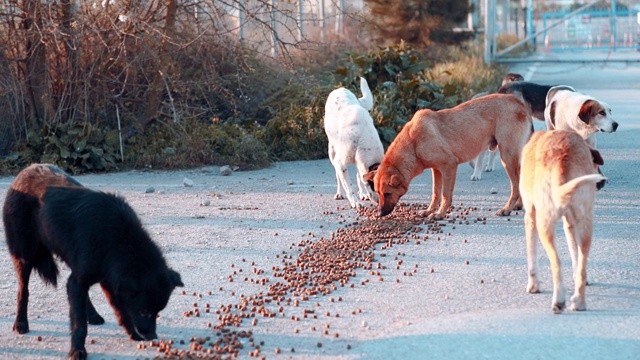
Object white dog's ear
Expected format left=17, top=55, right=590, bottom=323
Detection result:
left=363, top=170, right=376, bottom=183
left=590, top=148, right=604, bottom=166
left=578, top=99, right=599, bottom=123
left=389, top=174, right=403, bottom=187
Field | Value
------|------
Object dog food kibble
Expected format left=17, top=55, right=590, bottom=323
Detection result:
left=165, top=204, right=482, bottom=358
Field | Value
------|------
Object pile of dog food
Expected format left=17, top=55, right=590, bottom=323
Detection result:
left=151, top=203, right=481, bottom=358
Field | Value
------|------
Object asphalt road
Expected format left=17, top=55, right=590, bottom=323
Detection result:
left=0, top=49, right=639, bottom=360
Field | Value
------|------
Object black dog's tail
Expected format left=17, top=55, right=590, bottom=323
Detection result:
left=33, top=247, right=59, bottom=287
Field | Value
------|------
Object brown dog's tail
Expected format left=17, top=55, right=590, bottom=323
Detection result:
left=553, top=174, right=606, bottom=209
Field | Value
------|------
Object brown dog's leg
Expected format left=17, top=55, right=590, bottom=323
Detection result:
left=419, top=168, right=443, bottom=217
left=496, top=149, right=522, bottom=216
left=432, top=166, right=457, bottom=220
left=536, top=214, right=567, bottom=314
left=565, top=212, right=592, bottom=311
left=524, top=207, right=541, bottom=294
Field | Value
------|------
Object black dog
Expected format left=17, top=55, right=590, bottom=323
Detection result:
left=497, top=81, right=575, bottom=121
left=3, top=164, right=183, bottom=360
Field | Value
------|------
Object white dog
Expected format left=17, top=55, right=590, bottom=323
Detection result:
left=544, top=86, right=619, bottom=148
left=520, top=130, right=606, bottom=313
left=324, top=77, right=384, bottom=208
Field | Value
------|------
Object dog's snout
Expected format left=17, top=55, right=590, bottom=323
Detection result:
left=612, top=122, right=619, bottom=132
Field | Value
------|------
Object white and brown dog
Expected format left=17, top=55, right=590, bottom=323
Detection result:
left=324, top=77, right=384, bottom=208
left=544, top=86, right=618, bottom=149
left=520, top=130, right=606, bottom=314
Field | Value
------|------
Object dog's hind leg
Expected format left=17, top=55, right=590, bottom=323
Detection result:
left=564, top=211, right=593, bottom=311
left=524, top=207, right=541, bottom=294
left=537, top=214, right=567, bottom=314
left=470, top=152, right=485, bottom=181
left=11, top=257, right=33, bottom=334
left=485, top=149, right=498, bottom=172
left=495, top=149, right=522, bottom=216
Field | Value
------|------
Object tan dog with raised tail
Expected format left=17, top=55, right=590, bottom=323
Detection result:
left=521, top=130, right=605, bottom=314
left=365, top=94, right=531, bottom=220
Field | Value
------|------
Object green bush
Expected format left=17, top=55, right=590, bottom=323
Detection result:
left=0, top=121, right=120, bottom=174
left=332, top=41, right=470, bottom=147
left=0, top=40, right=507, bottom=174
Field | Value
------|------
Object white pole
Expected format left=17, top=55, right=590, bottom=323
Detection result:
left=320, top=0, right=326, bottom=41
left=335, top=0, right=344, bottom=34
left=298, top=0, right=304, bottom=41
left=271, top=0, right=278, bottom=57
left=238, top=0, right=245, bottom=40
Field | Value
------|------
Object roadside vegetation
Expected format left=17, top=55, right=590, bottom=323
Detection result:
left=0, top=1, right=511, bottom=175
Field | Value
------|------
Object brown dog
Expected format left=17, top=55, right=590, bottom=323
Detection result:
left=521, top=130, right=605, bottom=314
left=365, top=93, right=532, bottom=219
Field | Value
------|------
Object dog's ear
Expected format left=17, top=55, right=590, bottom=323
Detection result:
left=363, top=170, right=376, bottom=183
left=578, top=100, right=598, bottom=123
left=590, top=148, right=604, bottom=166
left=168, top=269, right=184, bottom=287
left=389, top=174, right=403, bottom=187
left=363, top=170, right=376, bottom=191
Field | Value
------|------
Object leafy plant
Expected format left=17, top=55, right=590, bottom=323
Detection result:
left=2, top=121, right=121, bottom=174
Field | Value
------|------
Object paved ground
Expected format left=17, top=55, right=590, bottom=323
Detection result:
left=0, top=50, right=639, bottom=359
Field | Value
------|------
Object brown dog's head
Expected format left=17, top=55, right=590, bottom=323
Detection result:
left=364, top=165, right=409, bottom=217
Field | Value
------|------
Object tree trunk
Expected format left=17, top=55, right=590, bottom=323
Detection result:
left=141, top=0, right=177, bottom=129
left=23, top=0, right=53, bottom=130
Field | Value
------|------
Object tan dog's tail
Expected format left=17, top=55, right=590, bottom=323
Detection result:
left=554, top=174, right=606, bottom=208
left=358, top=77, right=374, bottom=111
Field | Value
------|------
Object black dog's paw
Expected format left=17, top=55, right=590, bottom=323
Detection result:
left=12, top=321, right=29, bottom=334
left=67, top=348, right=87, bottom=360
left=87, top=313, right=105, bottom=325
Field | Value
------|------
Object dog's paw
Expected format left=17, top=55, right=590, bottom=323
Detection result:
left=352, top=202, right=365, bottom=209
left=417, top=209, right=432, bottom=218
left=470, top=173, right=481, bottom=181
left=334, top=194, right=344, bottom=200
left=552, top=301, right=566, bottom=314
left=428, top=212, right=445, bottom=221
left=526, top=280, right=540, bottom=294
left=570, top=295, right=586, bottom=311
left=87, top=313, right=105, bottom=325
left=67, top=348, right=88, bottom=360
left=495, top=208, right=512, bottom=216
left=12, top=321, right=29, bottom=334
left=484, top=165, right=494, bottom=172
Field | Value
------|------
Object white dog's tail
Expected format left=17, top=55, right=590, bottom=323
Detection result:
left=553, top=174, right=606, bottom=208
left=358, top=77, right=374, bottom=111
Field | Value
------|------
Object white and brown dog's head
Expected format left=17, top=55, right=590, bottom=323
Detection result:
left=577, top=99, right=618, bottom=133
left=545, top=86, right=619, bottom=137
